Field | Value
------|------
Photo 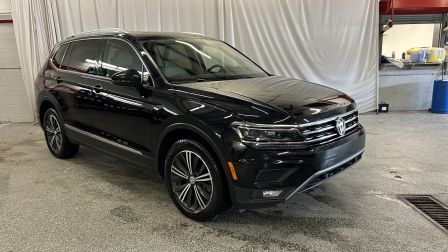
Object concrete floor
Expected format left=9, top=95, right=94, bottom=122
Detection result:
left=0, top=112, right=448, bottom=251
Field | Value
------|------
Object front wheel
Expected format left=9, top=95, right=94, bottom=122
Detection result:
left=165, top=139, right=227, bottom=221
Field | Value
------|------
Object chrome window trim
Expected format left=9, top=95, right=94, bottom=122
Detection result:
left=49, top=42, right=70, bottom=70
left=55, top=67, right=111, bottom=82
left=51, top=36, right=155, bottom=87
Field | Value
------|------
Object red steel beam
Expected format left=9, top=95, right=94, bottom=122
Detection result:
left=380, top=0, right=448, bottom=15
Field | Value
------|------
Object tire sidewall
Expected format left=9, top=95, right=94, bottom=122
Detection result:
left=165, top=139, right=225, bottom=221
left=43, top=108, right=68, bottom=157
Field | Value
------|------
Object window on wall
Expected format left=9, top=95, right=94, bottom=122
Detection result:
left=381, top=24, right=436, bottom=58
left=100, top=39, right=150, bottom=83
left=67, top=39, right=102, bottom=74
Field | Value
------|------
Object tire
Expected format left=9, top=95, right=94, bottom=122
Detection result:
left=165, top=139, right=227, bottom=221
left=43, top=108, right=79, bottom=158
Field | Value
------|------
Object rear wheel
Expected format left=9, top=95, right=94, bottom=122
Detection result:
left=165, top=139, right=226, bottom=221
left=43, top=108, right=79, bottom=158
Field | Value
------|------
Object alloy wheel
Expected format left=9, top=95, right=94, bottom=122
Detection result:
left=170, top=150, right=213, bottom=213
left=45, top=114, right=62, bottom=152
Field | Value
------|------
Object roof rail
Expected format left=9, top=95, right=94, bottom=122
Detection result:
left=68, top=28, right=129, bottom=38
left=180, top=32, right=206, bottom=36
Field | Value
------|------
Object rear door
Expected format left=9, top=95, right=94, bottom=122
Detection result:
left=55, top=39, right=104, bottom=132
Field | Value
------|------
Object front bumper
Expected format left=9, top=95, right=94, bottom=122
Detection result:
left=230, top=125, right=365, bottom=208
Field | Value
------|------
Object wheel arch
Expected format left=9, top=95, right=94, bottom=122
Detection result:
left=155, top=122, right=236, bottom=203
left=37, top=93, right=63, bottom=128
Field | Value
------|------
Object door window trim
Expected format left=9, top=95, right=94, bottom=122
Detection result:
left=49, top=42, right=70, bottom=70
left=99, top=38, right=151, bottom=86
left=51, top=37, right=155, bottom=87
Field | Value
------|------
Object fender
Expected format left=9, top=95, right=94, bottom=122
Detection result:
left=155, top=120, right=237, bottom=204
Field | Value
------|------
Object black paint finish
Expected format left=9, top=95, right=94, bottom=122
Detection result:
left=35, top=31, right=365, bottom=208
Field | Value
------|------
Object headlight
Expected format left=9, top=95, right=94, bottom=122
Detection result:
left=231, top=122, right=306, bottom=149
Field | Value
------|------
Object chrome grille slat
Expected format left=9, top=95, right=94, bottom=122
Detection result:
left=344, top=116, right=357, bottom=124
left=302, top=125, right=335, bottom=135
left=345, top=123, right=358, bottom=132
left=299, top=110, right=359, bottom=145
left=305, top=133, right=338, bottom=143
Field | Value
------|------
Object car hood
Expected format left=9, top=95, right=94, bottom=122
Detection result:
left=174, top=76, right=356, bottom=125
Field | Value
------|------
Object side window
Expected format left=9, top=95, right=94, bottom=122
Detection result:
left=67, top=40, right=102, bottom=74
left=101, top=39, right=150, bottom=83
left=60, top=43, right=72, bottom=70
left=52, top=43, right=68, bottom=68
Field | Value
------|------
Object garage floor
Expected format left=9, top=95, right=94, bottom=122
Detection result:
left=1, top=112, right=448, bottom=251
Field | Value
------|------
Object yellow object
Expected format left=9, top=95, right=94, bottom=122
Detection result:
left=428, top=48, right=446, bottom=63
left=407, top=47, right=446, bottom=63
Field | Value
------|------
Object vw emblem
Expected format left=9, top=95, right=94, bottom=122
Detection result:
left=335, top=117, right=346, bottom=136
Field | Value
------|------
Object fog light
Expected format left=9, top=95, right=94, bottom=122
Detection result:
left=262, top=190, right=283, bottom=198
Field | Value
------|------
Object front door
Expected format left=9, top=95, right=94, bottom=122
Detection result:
left=91, top=38, right=159, bottom=160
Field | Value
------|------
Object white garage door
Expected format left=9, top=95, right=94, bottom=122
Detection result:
left=0, top=22, right=32, bottom=122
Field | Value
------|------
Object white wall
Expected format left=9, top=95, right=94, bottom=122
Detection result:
left=0, top=23, right=33, bottom=122
left=0, top=0, right=33, bottom=122
left=0, top=0, right=10, bottom=13
left=382, top=24, right=435, bottom=58
left=11, top=0, right=379, bottom=114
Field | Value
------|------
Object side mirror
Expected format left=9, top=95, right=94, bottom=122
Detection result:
left=111, top=69, right=141, bottom=87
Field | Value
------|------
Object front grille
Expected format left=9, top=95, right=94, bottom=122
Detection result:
left=300, top=110, right=359, bottom=145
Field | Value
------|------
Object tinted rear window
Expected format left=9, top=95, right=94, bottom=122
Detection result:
left=67, top=40, right=102, bottom=74
left=52, top=43, right=68, bottom=68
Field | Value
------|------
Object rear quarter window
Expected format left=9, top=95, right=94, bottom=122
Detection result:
left=51, top=43, right=68, bottom=68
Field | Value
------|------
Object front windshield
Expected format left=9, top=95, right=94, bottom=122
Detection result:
left=139, top=37, right=268, bottom=83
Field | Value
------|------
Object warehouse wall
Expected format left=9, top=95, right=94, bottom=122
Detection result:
left=0, top=0, right=33, bottom=122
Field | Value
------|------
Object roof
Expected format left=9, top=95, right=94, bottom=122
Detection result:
left=65, top=28, right=209, bottom=41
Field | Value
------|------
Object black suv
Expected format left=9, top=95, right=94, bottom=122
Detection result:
left=35, top=29, right=365, bottom=221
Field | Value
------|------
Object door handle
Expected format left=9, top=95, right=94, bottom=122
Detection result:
left=93, top=84, right=103, bottom=93
left=56, top=77, right=62, bottom=83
